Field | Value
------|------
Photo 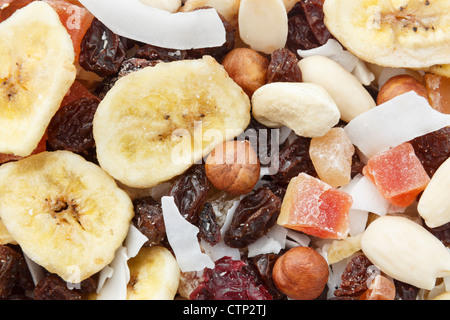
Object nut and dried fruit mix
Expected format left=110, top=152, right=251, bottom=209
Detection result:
left=0, top=0, right=449, bottom=302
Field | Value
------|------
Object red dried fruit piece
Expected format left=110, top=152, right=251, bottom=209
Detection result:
left=277, top=172, right=352, bottom=239
left=0, top=0, right=34, bottom=22
left=363, top=142, right=431, bottom=207
left=61, top=80, right=100, bottom=107
left=189, top=256, right=273, bottom=300
left=43, top=0, right=94, bottom=61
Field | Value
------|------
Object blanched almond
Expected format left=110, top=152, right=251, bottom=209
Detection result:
left=361, top=215, right=450, bottom=290
left=238, top=0, right=288, bottom=54
left=298, top=55, right=376, bottom=123
left=418, top=157, right=450, bottom=228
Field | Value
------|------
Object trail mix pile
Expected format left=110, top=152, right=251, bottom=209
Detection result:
left=0, top=0, right=450, bottom=301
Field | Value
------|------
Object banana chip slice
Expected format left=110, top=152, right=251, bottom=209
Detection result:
left=323, top=0, right=450, bottom=68
left=0, top=151, right=134, bottom=282
left=93, top=55, right=251, bottom=188
left=0, top=2, right=76, bottom=156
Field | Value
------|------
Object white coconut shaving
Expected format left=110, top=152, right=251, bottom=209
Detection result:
left=344, top=91, right=450, bottom=159
left=161, top=196, right=214, bottom=272
left=79, top=0, right=226, bottom=50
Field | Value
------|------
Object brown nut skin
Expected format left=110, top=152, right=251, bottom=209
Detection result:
left=205, top=140, right=260, bottom=196
left=272, top=246, right=329, bottom=300
left=377, top=74, right=428, bottom=105
left=222, top=48, right=269, bottom=97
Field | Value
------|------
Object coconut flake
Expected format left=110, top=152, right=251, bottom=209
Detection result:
left=247, top=225, right=287, bottom=257
left=161, top=196, right=214, bottom=272
left=79, top=0, right=226, bottom=50
left=96, top=247, right=129, bottom=300
left=344, top=91, right=450, bottom=159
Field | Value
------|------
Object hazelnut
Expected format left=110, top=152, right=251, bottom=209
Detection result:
left=272, top=246, right=329, bottom=300
left=205, top=140, right=260, bottom=196
left=377, top=74, right=428, bottom=105
left=222, top=48, right=269, bottom=97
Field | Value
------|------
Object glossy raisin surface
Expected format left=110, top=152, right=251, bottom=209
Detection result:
left=198, top=202, right=222, bottom=246
left=168, top=165, right=210, bottom=225
left=285, top=0, right=331, bottom=52
left=266, top=48, right=302, bottom=83
left=132, top=196, right=166, bottom=247
left=271, top=136, right=317, bottom=186
left=333, top=254, right=374, bottom=297
left=34, top=274, right=81, bottom=300
left=410, top=126, right=450, bottom=177
left=224, top=187, right=282, bottom=248
left=47, top=97, right=99, bottom=154
left=189, top=256, right=273, bottom=300
left=79, top=18, right=128, bottom=77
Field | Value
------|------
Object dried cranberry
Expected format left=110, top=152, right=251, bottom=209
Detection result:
left=266, top=48, right=302, bottom=83
left=271, top=136, right=317, bottom=186
left=189, top=256, right=273, bottom=300
left=132, top=196, right=166, bottom=246
left=198, top=203, right=221, bottom=246
left=79, top=18, right=128, bottom=77
left=409, top=126, right=450, bottom=177
left=224, top=187, right=282, bottom=248
left=47, top=97, right=99, bottom=154
left=168, top=165, right=210, bottom=225
left=34, top=274, right=81, bottom=300
left=333, top=254, right=375, bottom=297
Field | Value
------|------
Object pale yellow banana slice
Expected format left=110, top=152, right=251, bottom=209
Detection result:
left=323, top=0, right=450, bottom=69
left=0, top=219, right=16, bottom=245
left=93, top=55, right=251, bottom=188
left=127, top=246, right=180, bottom=300
left=0, top=151, right=134, bottom=282
left=0, top=1, right=76, bottom=156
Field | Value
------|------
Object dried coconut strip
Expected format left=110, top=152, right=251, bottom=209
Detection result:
left=79, top=0, right=226, bottom=50
left=344, top=91, right=450, bottom=159
left=247, top=225, right=287, bottom=257
left=161, top=196, right=215, bottom=272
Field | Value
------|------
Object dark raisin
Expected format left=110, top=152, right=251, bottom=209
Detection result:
left=189, top=256, right=273, bottom=300
left=333, top=254, right=375, bottom=297
left=47, top=97, right=99, bottom=154
left=198, top=203, right=221, bottom=246
left=351, top=152, right=366, bottom=178
left=271, top=136, right=317, bottom=186
left=425, top=221, right=450, bottom=248
left=135, top=44, right=188, bottom=62
left=286, top=0, right=331, bottom=53
left=132, top=196, right=166, bottom=246
left=242, top=117, right=279, bottom=168
left=34, top=274, right=81, bottom=300
left=409, top=126, right=450, bottom=177
left=224, top=187, right=282, bottom=248
left=77, top=276, right=98, bottom=295
left=118, top=58, right=158, bottom=77
left=79, top=18, right=127, bottom=77
left=186, top=8, right=235, bottom=61
left=245, top=253, right=286, bottom=300
left=168, top=164, right=210, bottom=225
left=394, top=280, right=420, bottom=300
left=266, top=48, right=302, bottom=83
left=300, top=0, right=332, bottom=45
left=0, top=245, right=22, bottom=298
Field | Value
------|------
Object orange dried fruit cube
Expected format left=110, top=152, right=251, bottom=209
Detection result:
left=61, top=80, right=100, bottom=107
left=359, top=275, right=396, bottom=300
left=363, top=142, right=430, bottom=208
left=43, top=0, right=94, bottom=61
left=278, top=173, right=353, bottom=239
